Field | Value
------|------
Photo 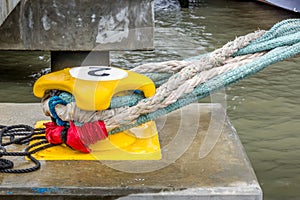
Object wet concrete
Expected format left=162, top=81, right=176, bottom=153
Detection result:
left=0, top=0, right=20, bottom=26
left=0, top=103, right=262, bottom=199
left=0, top=0, right=154, bottom=51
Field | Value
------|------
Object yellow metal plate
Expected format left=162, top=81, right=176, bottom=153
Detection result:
left=32, top=121, right=161, bottom=160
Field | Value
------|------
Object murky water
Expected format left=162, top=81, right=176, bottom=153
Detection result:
left=0, top=51, right=50, bottom=102
left=0, top=0, right=299, bottom=199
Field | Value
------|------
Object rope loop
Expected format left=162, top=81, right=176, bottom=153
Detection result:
left=0, top=124, right=54, bottom=173
left=0, top=159, right=14, bottom=170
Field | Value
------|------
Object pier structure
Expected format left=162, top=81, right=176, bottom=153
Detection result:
left=0, top=103, right=262, bottom=200
left=0, top=1, right=262, bottom=199
left=0, top=0, right=154, bottom=70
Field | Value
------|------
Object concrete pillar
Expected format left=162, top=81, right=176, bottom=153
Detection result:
left=0, top=0, right=154, bottom=51
left=0, top=0, right=154, bottom=71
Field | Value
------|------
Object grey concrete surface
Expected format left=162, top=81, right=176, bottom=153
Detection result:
left=0, top=103, right=47, bottom=126
left=0, top=0, right=154, bottom=51
left=0, top=103, right=262, bottom=199
left=0, top=0, right=20, bottom=26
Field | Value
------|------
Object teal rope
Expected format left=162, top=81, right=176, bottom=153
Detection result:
left=45, top=19, right=300, bottom=134
left=235, top=31, right=300, bottom=56
left=110, top=93, right=144, bottom=108
left=59, top=92, right=75, bottom=103
left=251, top=19, right=300, bottom=44
left=109, top=32, right=300, bottom=134
left=235, top=19, right=300, bottom=56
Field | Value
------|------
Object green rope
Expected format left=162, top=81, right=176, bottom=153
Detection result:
left=108, top=19, right=300, bottom=134
left=251, top=19, right=300, bottom=44
left=45, top=19, right=300, bottom=134
left=235, top=31, right=300, bottom=56
left=235, top=19, right=300, bottom=55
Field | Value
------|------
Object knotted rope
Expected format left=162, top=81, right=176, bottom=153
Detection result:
left=43, top=19, right=300, bottom=134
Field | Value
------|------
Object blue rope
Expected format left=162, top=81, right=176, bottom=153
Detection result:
left=48, top=96, right=68, bottom=126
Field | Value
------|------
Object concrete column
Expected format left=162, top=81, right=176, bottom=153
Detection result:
left=0, top=0, right=154, bottom=51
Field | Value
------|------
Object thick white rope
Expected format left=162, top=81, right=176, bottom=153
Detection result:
left=43, top=30, right=266, bottom=131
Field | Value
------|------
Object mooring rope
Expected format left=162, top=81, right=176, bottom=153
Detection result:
left=45, top=31, right=266, bottom=129
left=41, top=19, right=300, bottom=134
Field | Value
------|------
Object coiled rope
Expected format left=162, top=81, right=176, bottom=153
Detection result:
left=0, top=125, right=55, bottom=173
left=42, top=19, right=300, bottom=134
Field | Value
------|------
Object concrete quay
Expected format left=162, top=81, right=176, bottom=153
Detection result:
left=0, top=0, right=154, bottom=51
left=0, top=0, right=154, bottom=71
left=0, top=103, right=262, bottom=199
